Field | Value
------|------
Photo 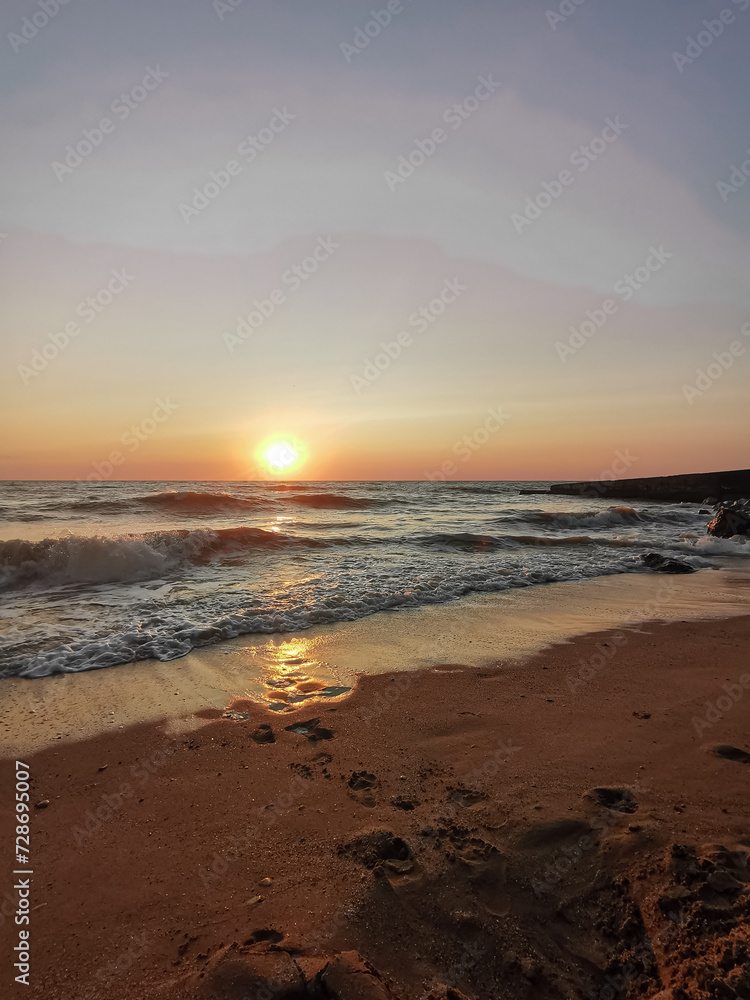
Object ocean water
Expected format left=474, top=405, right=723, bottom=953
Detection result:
left=0, top=481, right=746, bottom=679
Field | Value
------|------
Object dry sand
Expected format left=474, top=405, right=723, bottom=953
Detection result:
left=1, top=579, right=749, bottom=998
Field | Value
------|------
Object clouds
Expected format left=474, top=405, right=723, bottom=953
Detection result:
left=1, top=0, right=748, bottom=476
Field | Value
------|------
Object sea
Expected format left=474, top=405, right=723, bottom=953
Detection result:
left=0, top=481, right=746, bottom=679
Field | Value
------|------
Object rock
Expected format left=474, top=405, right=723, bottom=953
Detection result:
left=251, top=724, right=276, bottom=744
left=707, top=503, right=750, bottom=538
left=34, top=799, right=50, bottom=809
left=641, top=553, right=695, bottom=574
left=259, top=877, right=272, bottom=886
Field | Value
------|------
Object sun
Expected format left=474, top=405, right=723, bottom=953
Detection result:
left=255, top=435, right=307, bottom=478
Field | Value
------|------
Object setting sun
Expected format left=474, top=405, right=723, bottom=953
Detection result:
left=255, top=435, right=307, bottom=477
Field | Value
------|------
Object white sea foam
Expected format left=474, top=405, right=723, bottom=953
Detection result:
left=0, top=481, right=744, bottom=678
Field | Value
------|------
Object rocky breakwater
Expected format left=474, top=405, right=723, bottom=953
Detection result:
left=550, top=469, right=750, bottom=504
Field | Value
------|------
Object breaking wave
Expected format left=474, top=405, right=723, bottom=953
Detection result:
left=0, top=526, right=351, bottom=590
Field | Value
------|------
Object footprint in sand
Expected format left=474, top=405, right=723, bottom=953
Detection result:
left=283, top=717, right=335, bottom=742
left=348, top=771, right=378, bottom=807
left=244, top=929, right=284, bottom=946
left=710, top=744, right=750, bottom=764
left=448, top=787, right=488, bottom=808
left=588, top=787, right=637, bottom=813
left=391, top=796, right=419, bottom=811
left=448, top=834, right=510, bottom=916
left=339, top=830, right=414, bottom=874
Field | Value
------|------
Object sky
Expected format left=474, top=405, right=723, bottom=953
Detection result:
left=1, top=0, right=749, bottom=481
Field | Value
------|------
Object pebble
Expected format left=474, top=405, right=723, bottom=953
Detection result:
left=35, top=800, right=50, bottom=809
left=259, top=877, right=272, bottom=887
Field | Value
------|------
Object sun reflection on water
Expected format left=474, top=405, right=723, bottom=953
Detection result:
left=222, top=635, right=350, bottom=712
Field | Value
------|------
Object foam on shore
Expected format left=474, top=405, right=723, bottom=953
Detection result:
left=2, top=566, right=749, bottom=757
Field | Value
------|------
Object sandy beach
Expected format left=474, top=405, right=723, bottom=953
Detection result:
left=5, top=0, right=750, bottom=992
left=3, top=576, right=749, bottom=999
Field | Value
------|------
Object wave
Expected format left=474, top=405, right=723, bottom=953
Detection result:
left=0, top=526, right=354, bottom=590
left=136, top=490, right=266, bottom=513
left=671, top=534, right=749, bottom=557
left=446, top=484, right=512, bottom=496
left=24, top=489, right=381, bottom=517
left=413, top=531, right=636, bottom=550
left=494, top=505, right=703, bottom=531
left=265, top=482, right=315, bottom=491
left=4, top=553, right=651, bottom=678
left=55, top=499, right=135, bottom=514
left=281, top=493, right=378, bottom=510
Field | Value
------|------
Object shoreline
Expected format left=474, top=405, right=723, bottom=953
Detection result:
left=2, top=615, right=749, bottom=998
left=3, top=565, right=750, bottom=758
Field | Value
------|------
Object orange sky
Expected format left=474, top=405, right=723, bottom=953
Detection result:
left=2, top=0, right=749, bottom=480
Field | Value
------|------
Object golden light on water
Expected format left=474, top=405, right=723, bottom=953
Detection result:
left=255, top=435, right=307, bottom=477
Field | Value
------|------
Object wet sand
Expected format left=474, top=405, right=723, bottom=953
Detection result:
left=3, top=566, right=750, bottom=757
left=1, top=603, right=749, bottom=999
